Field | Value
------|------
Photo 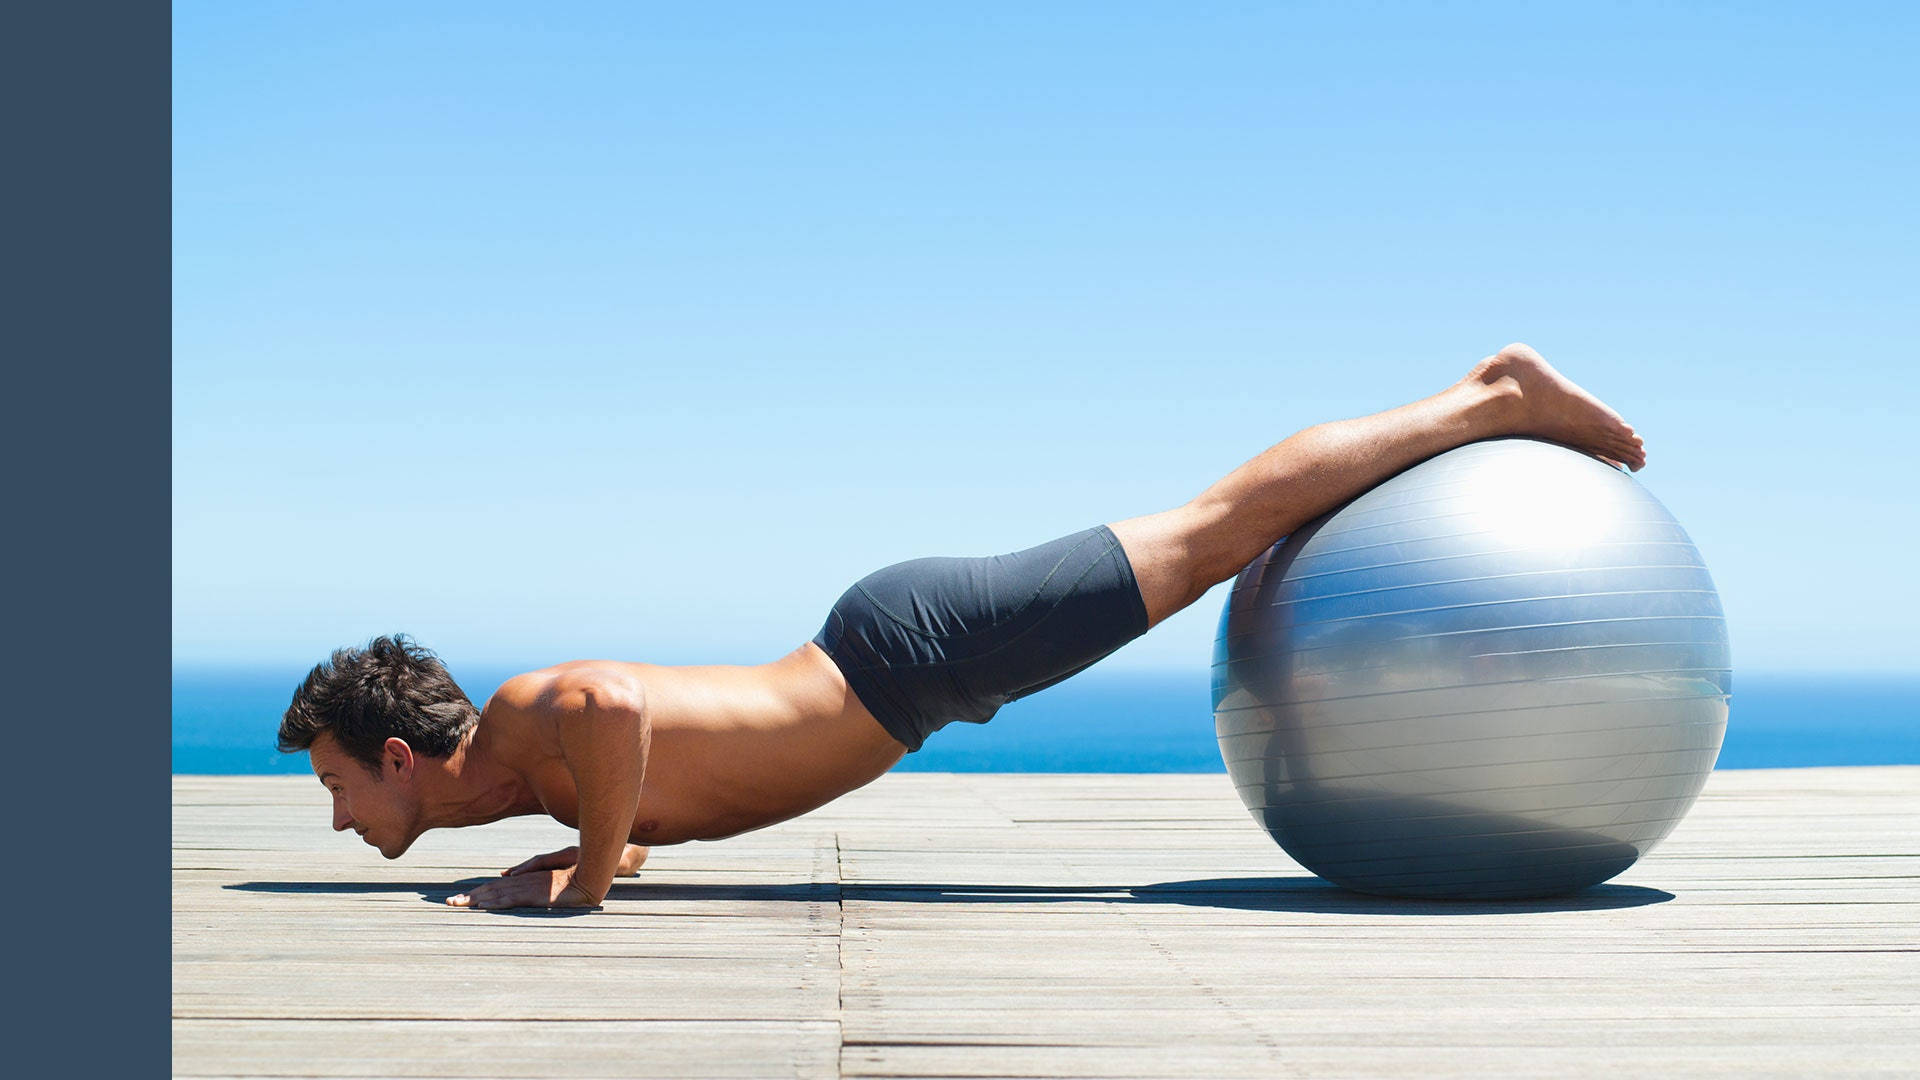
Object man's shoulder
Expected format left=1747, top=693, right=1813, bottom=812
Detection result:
left=483, top=662, right=649, bottom=719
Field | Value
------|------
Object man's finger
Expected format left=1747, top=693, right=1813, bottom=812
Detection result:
left=473, top=884, right=525, bottom=910
left=450, top=881, right=502, bottom=907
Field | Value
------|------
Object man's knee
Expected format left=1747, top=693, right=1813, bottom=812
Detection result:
left=1109, top=506, right=1228, bottom=627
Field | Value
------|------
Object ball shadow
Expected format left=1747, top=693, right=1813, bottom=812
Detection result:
left=1130, top=876, right=1674, bottom=914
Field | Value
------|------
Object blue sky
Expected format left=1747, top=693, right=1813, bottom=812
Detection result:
left=174, top=2, right=1918, bottom=674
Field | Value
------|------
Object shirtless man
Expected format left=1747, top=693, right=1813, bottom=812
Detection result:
left=277, top=344, right=1645, bottom=911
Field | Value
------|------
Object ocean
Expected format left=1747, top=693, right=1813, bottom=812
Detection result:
left=173, top=667, right=1917, bottom=775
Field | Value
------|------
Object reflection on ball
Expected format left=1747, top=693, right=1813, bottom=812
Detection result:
left=1213, top=437, right=1731, bottom=899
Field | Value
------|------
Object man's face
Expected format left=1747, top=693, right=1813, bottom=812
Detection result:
left=309, top=732, right=423, bottom=859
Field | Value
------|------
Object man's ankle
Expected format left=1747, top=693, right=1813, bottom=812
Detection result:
left=1458, top=376, right=1524, bottom=437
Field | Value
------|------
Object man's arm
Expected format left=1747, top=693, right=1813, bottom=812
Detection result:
left=449, top=668, right=650, bottom=910
left=555, top=670, right=651, bottom=904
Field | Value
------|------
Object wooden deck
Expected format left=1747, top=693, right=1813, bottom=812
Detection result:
left=175, top=767, right=1919, bottom=1078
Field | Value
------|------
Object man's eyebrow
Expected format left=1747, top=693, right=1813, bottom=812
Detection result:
left=317, top=771, right=338, bottom=784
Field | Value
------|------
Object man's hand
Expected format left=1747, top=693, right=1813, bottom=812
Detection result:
left=447, top=867, right=600, bottom=911
left=502, top=844, right=650, bottom=878
left=619, top=844, right=650, bottom=875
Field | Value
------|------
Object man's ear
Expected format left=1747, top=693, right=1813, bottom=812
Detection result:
left=383, top=737, right=417, bottom=781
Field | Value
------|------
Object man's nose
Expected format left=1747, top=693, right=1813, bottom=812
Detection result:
left=332, top=806, right=352, bottom=832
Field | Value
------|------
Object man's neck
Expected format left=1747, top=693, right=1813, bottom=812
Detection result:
left=416, top=726, right=541, bottom=831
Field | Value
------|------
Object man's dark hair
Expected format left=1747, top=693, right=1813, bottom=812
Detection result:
left=279, top=634, right=479, bottom=771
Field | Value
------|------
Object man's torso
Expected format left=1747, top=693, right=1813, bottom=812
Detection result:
left=479, top=645, right=906, bottom=846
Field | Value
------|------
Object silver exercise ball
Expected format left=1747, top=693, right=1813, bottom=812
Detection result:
left=1213, top=437, right=1731, bottom=899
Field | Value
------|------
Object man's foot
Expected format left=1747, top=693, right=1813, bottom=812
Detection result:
left=1471, top=343, right=1647, bottom=471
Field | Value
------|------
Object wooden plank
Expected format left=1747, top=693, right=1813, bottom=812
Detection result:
left=173, top=1019, right=839, bottom=1078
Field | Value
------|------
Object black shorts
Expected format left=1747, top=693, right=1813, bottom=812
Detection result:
left=812, top=524, right=1152, bottom=753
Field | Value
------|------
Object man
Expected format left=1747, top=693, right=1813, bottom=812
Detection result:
left=278, top=344, right=1645, bottom=911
